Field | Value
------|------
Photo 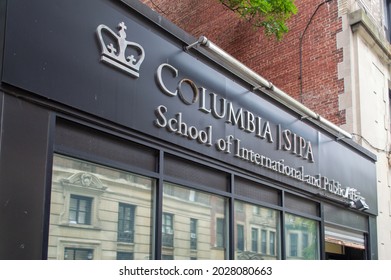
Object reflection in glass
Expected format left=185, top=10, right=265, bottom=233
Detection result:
left=190, top=218, right=197, bottom=250
left=251, top=228, right=258, bottom=252
left=64, top=248, right=93, bottom=260
left=48, top=154, right=154, bottom=260
left=216, top=218, right=225, bottom=248
left=284, top=213, right=319, bottom=259
left=237, top=225, right=244, bottom=251
left=235, top=201, right=280, bottom=260
left=162, top=213, right=174, bottom=247
left=117, top=203, right=136, bottom=243
left=69, top=195, right=92, bottom=225
left=162, top=183, right=227, bottom=260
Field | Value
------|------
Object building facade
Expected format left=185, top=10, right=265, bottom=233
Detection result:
left=142, top=0, right=391, bottom=260
left=0, top=0, right=378, bottom=260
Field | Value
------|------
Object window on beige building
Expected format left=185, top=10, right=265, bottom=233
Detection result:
left=69, top=195, right=92, bottom=225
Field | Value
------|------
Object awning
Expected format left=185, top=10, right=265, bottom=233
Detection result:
left=325, top=225, right=365, bottom=250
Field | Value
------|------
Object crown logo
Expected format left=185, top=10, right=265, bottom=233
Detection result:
left=96, top=22, right=145, bottom=78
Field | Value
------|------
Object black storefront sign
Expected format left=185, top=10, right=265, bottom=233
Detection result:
left=1, top=0, right=377, bottom=213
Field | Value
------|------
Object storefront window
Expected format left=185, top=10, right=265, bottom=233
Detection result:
left=234, top=201, right=280, bottom=260
left=284, top=213, right=319, bottom=260
left=48, top=154, right=154, bottom=260
left=162, top=183, right=228, bottom=260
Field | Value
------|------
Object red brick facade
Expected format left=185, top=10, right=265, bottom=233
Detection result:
left=142, top=0, right=345, bottom=125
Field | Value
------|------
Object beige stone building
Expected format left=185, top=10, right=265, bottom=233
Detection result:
left=337, top=0, right=391, bottom=259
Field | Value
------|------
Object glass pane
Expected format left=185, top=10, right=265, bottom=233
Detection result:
left=190, top=219, right=197, bottom=250
left=48, top=154, right=154, bottom=260
left=64, top=248, right=93, bottom=260
left=162, top=183, right=227, bottom=260
left=235, top=201, right=280, bottom=260
left=261, top=230, right=267, bottom=254
left=79, top=200, right=88, bottom=211
left=78, top=212, right=87, bottom=224
left=284, top=213, right=319, bottom=260
left=270, top=232, right=276, bottom=255
left=118, top=203, right=135, bottom=243
left=68, top=195, right=92, bottom=225
left=69, top=210, right=77, bottom=224
left=117, top=252, right=134, bottom=260
left=237, top=225, right=244, bottom=251
left=251, top=228, right=258, bottom=252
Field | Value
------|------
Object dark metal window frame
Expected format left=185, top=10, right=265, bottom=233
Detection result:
left=46, top=114, right=368, bottom=260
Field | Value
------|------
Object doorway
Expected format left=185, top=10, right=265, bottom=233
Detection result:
left=324, top=225, right=367, bottom=260
left=325, top=242, right=366, bottom=260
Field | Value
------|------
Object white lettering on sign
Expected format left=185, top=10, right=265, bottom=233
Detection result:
left=154, top=105, right=212, bottom=146
left=153, top=62, right=366, bottom=205
left=157, top=63, right=314, bottom=162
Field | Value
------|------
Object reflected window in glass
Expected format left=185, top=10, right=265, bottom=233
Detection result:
left=48, top=154, right=154, bottom=260
left=162, top=183, right=227, bottom=260
left=284, top=213, right=319, bottom=260
left=64, top=248, right=93, bottom=260
left=118, top=203, right=135, bottom=243
left=162, top=213, right=174, bottom=247
left=69, top=195, right=92, bottom=225
left=235, top=201, right=280, bottom=260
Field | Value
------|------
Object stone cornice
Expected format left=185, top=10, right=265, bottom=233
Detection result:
left=349, top=8, right=391, bottom=60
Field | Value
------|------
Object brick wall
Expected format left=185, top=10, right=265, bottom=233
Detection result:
left=142, top=0, right=345, bottom=126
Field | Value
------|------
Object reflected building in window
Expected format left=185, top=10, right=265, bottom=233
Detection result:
left=284, top=213, right=319, bottom=260
left=49, top=155, right=229, bottom=260
left=234, top=201, right=280, bottom=260
left=162, top=183, right=227, bottom=260
left=48, top=154, right=154, bottom=260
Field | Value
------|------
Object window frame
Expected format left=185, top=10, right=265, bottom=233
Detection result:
left=237, top=224, right=245, bottom=251
left=216, top=217, right=225, bottom=248
left=117, top=203, right=136, bottom=243
left=190, top=218, right=197, bottom=250
left=116, top=251, right=134, bottom=260
left=64, top=247, right=94, bottom=260
left=162, top=213, right=174, bottom=247
left=69, top=194, right=93, bottom=225
left=289, top=232, right=299, bottom=257
left=261, top=229, right=268, bottom=255
left=251, top=227, right=259, bottom=253
left=48, top=117, right=325, bottom=260
left=269, top=231, right=276, bottom=256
